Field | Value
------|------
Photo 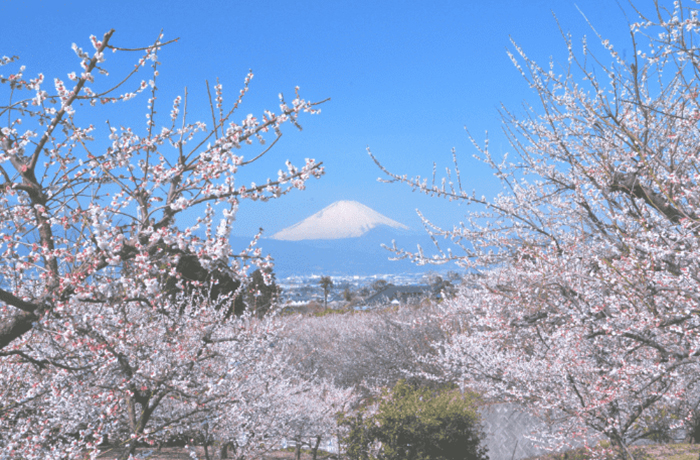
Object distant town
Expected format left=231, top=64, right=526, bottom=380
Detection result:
left=277, top=271, right=461, bottom=312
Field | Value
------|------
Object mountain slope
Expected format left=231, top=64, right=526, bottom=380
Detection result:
left=230, top=201, right=450, bottom=276
left=232, top=227, right=439, bottom=277
left=271, top=200, right=409, bottom=241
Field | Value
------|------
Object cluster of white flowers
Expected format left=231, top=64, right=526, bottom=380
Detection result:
left=0, top=28, right=335, bottom=460
left=368, top=2, right=700, bottom=455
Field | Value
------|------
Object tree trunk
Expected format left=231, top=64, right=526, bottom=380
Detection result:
left=311, top=435, right=322, bottom=460
left=220, top=441, right=234, bottom=459
left=295, top=437, right=302, bottom=460
left=0, top=310, right=37, bottom=350
left=202, top=422, right=211, bottom=460
left=117, top=442, right=137, bottom=460
left=203, top=440, right=211, bottom=460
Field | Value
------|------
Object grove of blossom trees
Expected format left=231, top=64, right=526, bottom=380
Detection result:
left=0, top=29, right=339, bottom=460
left=372, top=1, right=700, bottom=457
left=284, top=305, right=444, bottom=390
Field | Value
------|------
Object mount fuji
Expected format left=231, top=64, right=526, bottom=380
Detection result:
left=271, top=200, right=409, bottom=240
left=231, top=201, right=442, bottom=277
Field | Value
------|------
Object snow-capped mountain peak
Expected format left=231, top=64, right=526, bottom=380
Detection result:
left=271, top=200, right=409, bottom=241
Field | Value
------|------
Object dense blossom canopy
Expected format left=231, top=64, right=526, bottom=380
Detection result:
left=372, top=1, right=700, bottom=457
left=0, top=30, right=331, bottom=459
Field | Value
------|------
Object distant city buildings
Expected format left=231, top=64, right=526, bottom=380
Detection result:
left=276, top=273, right=449, bottom=312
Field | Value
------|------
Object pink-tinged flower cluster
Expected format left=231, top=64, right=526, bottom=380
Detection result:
left=371, top=2, right=700, bottom=456
left=0, top=29, right=332, bottom=460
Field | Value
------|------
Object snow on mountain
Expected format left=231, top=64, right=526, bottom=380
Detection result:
left=229, top=201, right=439, bottom=276
left=271, top=200, right=409, bottom=241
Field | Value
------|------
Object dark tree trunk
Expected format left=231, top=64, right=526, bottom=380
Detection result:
left=0, top=310, right=37, bottom=350
left=295, top=437, right=302, bottom=460
left=311, top=435, right=322, bottom=460
left=117, top=442, right=137, bottom=460
left=203, top=440, right=211, bottom=460
left=220, top=441, right=235, bottom=459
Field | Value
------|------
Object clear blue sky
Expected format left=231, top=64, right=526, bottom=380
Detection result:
left=1, top=0, right=643, bottom=237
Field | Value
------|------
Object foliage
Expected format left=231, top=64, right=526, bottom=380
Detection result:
left=313, top=306, right=350, bottom=317
left=319, top=275, right=333, bottom=308
left=0, top=29, right=327, bottom=459
left=243, top=267, right=281, bottom=317
left=370, top=0, right=700, bottom=456
left=422, top=272, right=461, bottom=300
left=370, top=279, right=392, bottom=294
left=338, top=411, right=376, bottom=460
left=338, top=380, right=488, bottom=460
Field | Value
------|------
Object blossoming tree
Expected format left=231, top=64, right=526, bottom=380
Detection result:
left=0, top=29, right=324, bottom=459
left=283, top=306, right=444, bottom=390
left=217, top=376, right=355, bottom=460
left=371, top=1, right=700, bottom=457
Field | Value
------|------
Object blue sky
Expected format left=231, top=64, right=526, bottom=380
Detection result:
left=1, top=0, right=644, bottom=237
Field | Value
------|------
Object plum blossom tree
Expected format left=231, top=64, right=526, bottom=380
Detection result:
left=242, top=267, right=280, bottom=318
left=371, top=1, right=700, bottom=457
left=284, top=306, right=445, bottom=390
left=203, top=345, right=355, bottom=460
left=0, top=29, right=325, bottom=459
left=278, top=379, right=356, bottom=460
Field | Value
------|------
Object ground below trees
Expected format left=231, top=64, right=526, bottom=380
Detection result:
left=97, top=443, right=700, bottom=460
left=527, top=444, right=700, bottom=460
left=97, top=446, right=336, bottom=460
